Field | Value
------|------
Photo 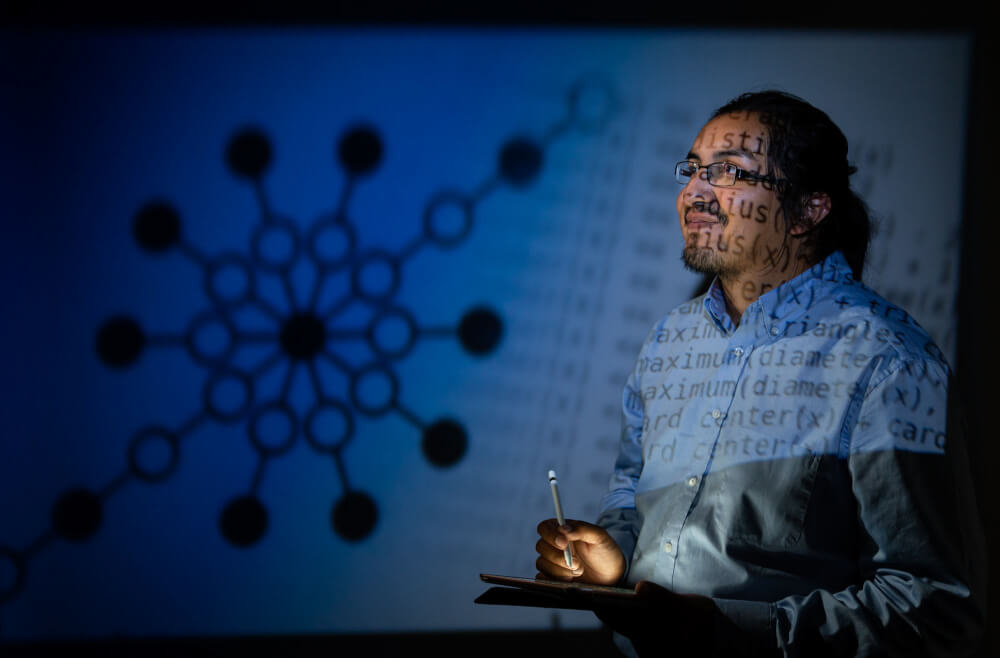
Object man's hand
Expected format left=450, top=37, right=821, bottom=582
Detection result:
left=535, top=518, right=626, bottom=586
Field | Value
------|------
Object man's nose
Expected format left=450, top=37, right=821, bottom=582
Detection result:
left=682, top=169, right=714, bottom=199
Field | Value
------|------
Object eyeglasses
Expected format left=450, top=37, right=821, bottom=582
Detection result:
left=673, top=160, right=784, bottom=188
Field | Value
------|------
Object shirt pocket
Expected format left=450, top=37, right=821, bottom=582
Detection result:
left=711, top=432, right=822, bottom=549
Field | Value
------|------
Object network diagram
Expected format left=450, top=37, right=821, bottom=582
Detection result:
left=0, top=77, right=616, bottom=622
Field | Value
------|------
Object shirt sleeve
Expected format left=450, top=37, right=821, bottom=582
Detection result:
left=715, top=357, right=987, bottom=657
left=596, top=350, right=647, bottom=580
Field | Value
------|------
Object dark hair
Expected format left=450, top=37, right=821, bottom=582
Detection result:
left=711, top=90, right=873, bottom=280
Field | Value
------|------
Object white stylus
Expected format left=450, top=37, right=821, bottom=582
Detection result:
left=548, top=470, right=573, bottom=568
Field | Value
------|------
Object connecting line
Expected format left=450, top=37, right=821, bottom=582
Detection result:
left=394, top=402, right=425, bottom=430
left=178, top=241, right=208, bottom=266
left=240, top=331, right=280, bottom=344
left=326, top=329, right=365, bottom=340
left=146, top=333, right=186, bottom=347
left=250, top=297, right=285, bottom=322
left=396, top=235, right=426, bottom=261
left=250, top=350, right=285, bottom=377
left=280, top=361, right=299, bottom=398
left=253, top=179, right=273, bottom=219
left=24, top=531, right=54, bottom=559
left=321, top=349, right=356, bottom=376
left=250, top=458, right=268, bottom=494
left=332, top=452, right=351, bottom=494
left=176, top=411, right=208, bottom=438
left=321, top=294, right=354, bottom=322
left=307, top=361, right=325, bottom=399
left=542, top=116, right=574, bottom=144
left=305, top=279, right=325, bottom=312
left=305, top=272, right=324, bottom=311
left=99, top=470, right=131, bottom=498
left=280, top=273, right=299, bottom=313
left=419, top=326, right=455, bottom=338
left=469, top=176, right=500, bottom=202
left=335, top=177, right=357, bottom=218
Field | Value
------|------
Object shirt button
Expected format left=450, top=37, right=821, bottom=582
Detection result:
left=687, top=476, right=697, bottom=487
left=733, top=347, right=743, bottom=357
left=664, top=541, right=673, bottom=553
left=711, top=409, right=721, bottom=419
left=770, top=326, right=780, bottom=336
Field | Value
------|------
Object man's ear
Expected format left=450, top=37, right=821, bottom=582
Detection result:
left=790, top=193, right=831, bottom=234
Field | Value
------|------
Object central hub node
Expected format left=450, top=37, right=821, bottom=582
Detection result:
left=280, top=312, right=325, bottom=360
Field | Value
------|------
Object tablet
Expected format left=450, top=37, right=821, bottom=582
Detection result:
left=476, top=573, right=640, bottom=611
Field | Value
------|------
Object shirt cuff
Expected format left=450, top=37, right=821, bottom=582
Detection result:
left=595, top=507, right=638, bottom=584
left=712, top=597, right=781, bottom=657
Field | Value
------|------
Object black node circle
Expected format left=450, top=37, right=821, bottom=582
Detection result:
left=422, top=192, right=474, bottom=248
left=96, top=315, right=146, bottom=368
left=203, top=369, right=254, bottom=423
left=185, top=310, right=236, bottom=367
left=305, top=398, right=355, bottom=454
left=251, top=217, right=301, bottom=272
left=127, top=426, right=180, bottom=483
left=422, top=418, right=468, bottom=467
left=219, top=495, right=268, bottom=547
left=337, top=124, right=383, bottom=176
left=132, top=201, right=181, bottom=252
left=204, top=254, right=255, bottom=307
left=568, top=78, right=617, bottom=132
left=332, top=491, right=377, bottom=541
left=349, top=365, right=399, bottom=417
left=249, top=402, right=298, bottom=457
left=365, top=307, right=418, bottom=360
left=226, top=128, right=272, bottom=180
left=498, top=137, right=544, bottom=187
left=350, top=251, right=401, bottom=303
left=280, top=311, right=326, bottom=360
left=308, top=215, right=356, bottom=270
left=0, top=547, right=26, bottom=605
left=51, top=488, right=102, bottom=543
left=458, top=307, right=503, bottom=355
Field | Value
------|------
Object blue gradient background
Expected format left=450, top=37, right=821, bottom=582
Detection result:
left=0, top=29, right=970, bottom=639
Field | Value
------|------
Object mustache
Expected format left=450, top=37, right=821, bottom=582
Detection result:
left=689, top=199, right=729, bottom=226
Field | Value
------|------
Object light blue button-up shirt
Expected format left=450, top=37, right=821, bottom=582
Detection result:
left=598, top=251, right=986, bottom=656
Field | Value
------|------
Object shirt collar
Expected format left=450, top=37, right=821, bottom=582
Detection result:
left=702, top=251, right=854, bottom=336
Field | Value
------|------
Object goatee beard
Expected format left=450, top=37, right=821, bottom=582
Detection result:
left=681, top=199, right=736, bottom=275
left=681, top=238, right=741, bottom=278
left=682, top=245, right=725, bottom=275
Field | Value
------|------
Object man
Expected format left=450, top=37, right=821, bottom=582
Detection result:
left=534, top=91, right=986, bottom=657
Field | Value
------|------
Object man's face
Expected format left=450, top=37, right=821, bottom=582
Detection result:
left=676, top=112, right=787, bottom=280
